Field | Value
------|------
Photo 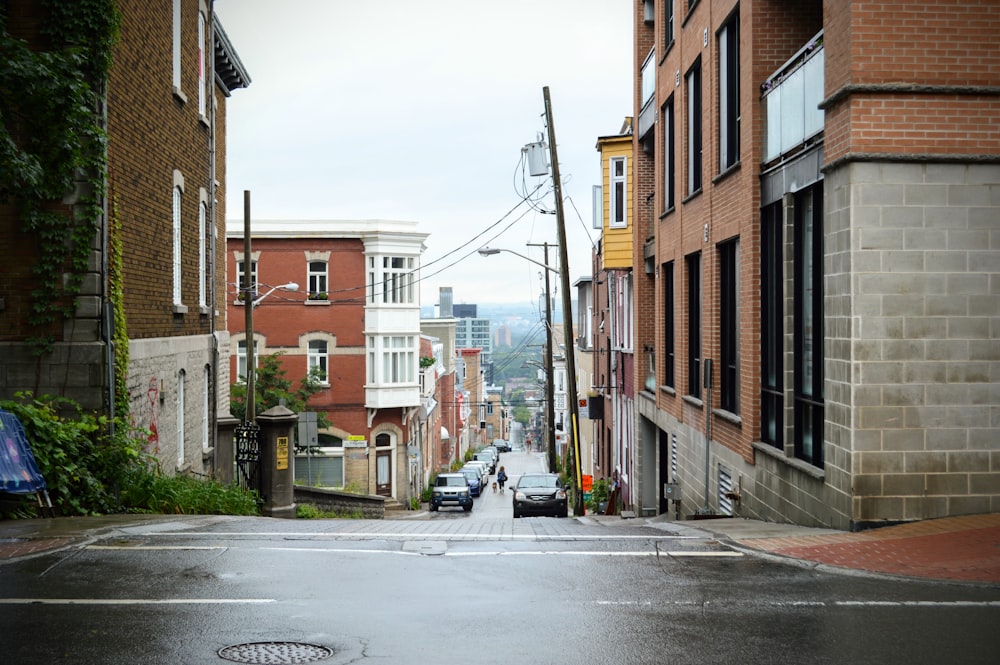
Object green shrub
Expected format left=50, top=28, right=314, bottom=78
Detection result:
left=0, top=392, right=259, bottom=518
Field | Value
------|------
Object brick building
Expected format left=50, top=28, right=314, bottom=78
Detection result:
left=631, top=0, right=999, bottom=529
left=226, top=219, right=428, bottom=504
left=0, top=1, right=249, bottom=478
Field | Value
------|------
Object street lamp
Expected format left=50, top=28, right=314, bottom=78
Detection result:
left=244, top=281, right=298, bottom=421
left=479, top=245, right=558, bottom=474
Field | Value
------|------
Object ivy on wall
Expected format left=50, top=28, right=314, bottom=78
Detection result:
left=0, top=0, right=120, bottom=355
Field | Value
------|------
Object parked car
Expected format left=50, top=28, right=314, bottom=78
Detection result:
left=492, top=439, right=510, bottom=453
left=465, top=459, right=490, bottom=479
left=462, top=462, right=489, bottom=487
left=430, top=473, right=473, bottom=512
left=457, top=468, right=482, bottom=497
left=474, top=451, right=497, bottom=473
left=512, top=473, right=568, bottom=518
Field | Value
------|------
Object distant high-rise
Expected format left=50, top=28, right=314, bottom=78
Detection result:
left=438, top=287, right=453, bottom=318
left=453, top=303, right=477, bottom=318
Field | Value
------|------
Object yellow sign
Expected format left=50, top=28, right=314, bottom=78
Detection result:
left=276, top=436, right=289, bottom=470
left=347, top=435, right=367, bottom=441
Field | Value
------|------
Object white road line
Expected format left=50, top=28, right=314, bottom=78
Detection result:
left=125, top=531, right=699, bottom=541
left=591, top=600, right=1000, bottom=608
left=87, top=545, right=226, bottom=551
left=0, top=598, right=274, bottom=605
left=666, top=551, right=744, bottom=557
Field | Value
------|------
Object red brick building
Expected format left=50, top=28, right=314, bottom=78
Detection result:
left=1, top=1, right=249, bottom=478
left=631, top=0, right=999, bottom=528
left=226, top=219, right=428, bottom=504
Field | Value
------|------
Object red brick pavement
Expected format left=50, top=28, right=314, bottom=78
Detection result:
left=741, top=514, right=1000, bottom=583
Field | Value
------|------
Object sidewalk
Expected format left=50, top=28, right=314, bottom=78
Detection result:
left=2, top=511, right=999, bottom=585
left=638, top=512, right=1000, bottom=585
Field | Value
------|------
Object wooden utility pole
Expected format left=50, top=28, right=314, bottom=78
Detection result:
left=543, top=86, right=585, bottom=516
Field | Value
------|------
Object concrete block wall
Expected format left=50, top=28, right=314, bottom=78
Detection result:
left=827, top=160, right=1000, bottom=524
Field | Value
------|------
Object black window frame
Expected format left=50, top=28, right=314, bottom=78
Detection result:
left=793, top=182, right=824, bottom=467
left=686, top=58, right=703, bottom=196
left=718, top=10, right=740, bottom=172
left=663, top=260, right=675, bottom=389
left=663, top=95, right=675, bottom=212
left=686, top=252, right=701, bottom=398
left=719, top=239, right=738, bottom=413
left=760, top=202, right=784, bottom=449
left=665, top=0, right=675, bottom=52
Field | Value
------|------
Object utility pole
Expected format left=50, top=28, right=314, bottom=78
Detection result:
left=543, top=86, right=584, bottom=516
left=243, top=190, right=255, bottom=422
left=528, top=241, right=556, bottom=473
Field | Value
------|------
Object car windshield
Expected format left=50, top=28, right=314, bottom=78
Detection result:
left=438, top=476, right=466, bottom=487
left=519, top=475, right=559, bottom=488
left=460, top=471, right=478, bottom=482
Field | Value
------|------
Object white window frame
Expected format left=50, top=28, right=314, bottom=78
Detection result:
left=176, top=369, right=186, bottom=467
left=609, top=156, right=627, bottom=229
left=308, top=260, right=328, bottom=298
left=172, top=0, right=182, bottom=94
left=172, top=172, right=184, bottom=306
left=202, top=365, right=211, bottom=453
left=198, top=195, right=207, bottom=308
left=368, top=335, right=416, bottom=385
left=237, top=258, right=258, bottom=301
left=197, top=9, right=206, bottom=117
left=308, top=340, right=329, bottom=385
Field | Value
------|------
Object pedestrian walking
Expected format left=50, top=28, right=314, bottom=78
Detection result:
left=497, top=466, right=507, bottom=493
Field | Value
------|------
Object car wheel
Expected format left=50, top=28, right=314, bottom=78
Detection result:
left=430, top=504, right=438, bottom=512
left=463, top=504, right=472, bottom=512
left=559, top=509, right=568, bottom=518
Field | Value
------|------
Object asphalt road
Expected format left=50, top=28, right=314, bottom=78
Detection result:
left=2, top=450, right=998, bottom=664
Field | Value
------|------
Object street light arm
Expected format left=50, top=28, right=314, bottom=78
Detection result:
left=478, top=247, right=558, bottom=274
left=252, top=282, right=299, bottom=308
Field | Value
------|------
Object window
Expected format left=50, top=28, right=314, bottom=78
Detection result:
left=686, top=252, right=701, bottom=398
left=172, top=0, right=182, bottom=92
left=237, top=258, right=257, bottom=301
left=176, top=369, right=186, bottom=467
left=202, top=365, right=211, bottom=453
left=610, top=157, right=627, bottom=228
left=172, top=178, right=183, bottom=306
left=369, top=256, right=415, bottom=304
left=308, top=340, right=328, bottom=384
left=663, top=96, right=675, bottom=212
left=369, top=335, right=415, bottom=385
left=686, top=59, right=702, bottom=195
left=487, top=402, right=494, bottom=415
left=308, top=261, right=328, bottom=298
left=236, top=340, right=255, bottom=382
left=794, top=183, right=824, bottom=467
left=640, top=50, right=656, bottom=111
left=665, top=0, right=675, bottom=50
left=663, top=261, right=675, bottom=389
left=198, top=198, right=207, bottom=308
left=761, top=202, right=783, bottom=448
left=197, top=9, right=206, bottom=117
left=718, top=12, right=740, bottom=171
left=719, top=239, right=739, bottom=413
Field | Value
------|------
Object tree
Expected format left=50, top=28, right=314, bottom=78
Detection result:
left=230, top=352, right=329, bottom=428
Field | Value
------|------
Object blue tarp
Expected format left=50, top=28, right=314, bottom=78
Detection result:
left=0, top=408, right=47, bottom=494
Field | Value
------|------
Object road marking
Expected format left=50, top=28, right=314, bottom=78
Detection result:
left=87, top=545, right=226, bottom=551
left=0, top=598, right=274, bottom=605
left=592, top=600, right=1000, bottom=608
left=665, top=551, right=744, bottom=557
left=125, top=531, right=700, bottom=541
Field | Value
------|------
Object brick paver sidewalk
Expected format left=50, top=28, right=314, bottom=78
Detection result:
left=741, top=513, right=1000, bottom=583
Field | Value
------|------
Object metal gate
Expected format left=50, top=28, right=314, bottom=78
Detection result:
left=234, top=421, right=262, bottom=500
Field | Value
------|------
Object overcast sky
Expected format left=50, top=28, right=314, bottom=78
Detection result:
left=215, top=0, right=633, bottom=308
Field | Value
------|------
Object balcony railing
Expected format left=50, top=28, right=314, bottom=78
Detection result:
left=762, top=31, right=824, bottom=163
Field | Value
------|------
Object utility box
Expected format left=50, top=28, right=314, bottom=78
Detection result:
left=258, top=404, right=298, bottom=519
left=525, top=141, right=548, bottom=176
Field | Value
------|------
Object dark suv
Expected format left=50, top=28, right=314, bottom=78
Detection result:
left=430, top=473, right=473, bottom=512
left=512, top=473, right=568, bottom=518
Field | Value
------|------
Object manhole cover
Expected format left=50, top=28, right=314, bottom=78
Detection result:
left=218, top=642, right=334, bottom=664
